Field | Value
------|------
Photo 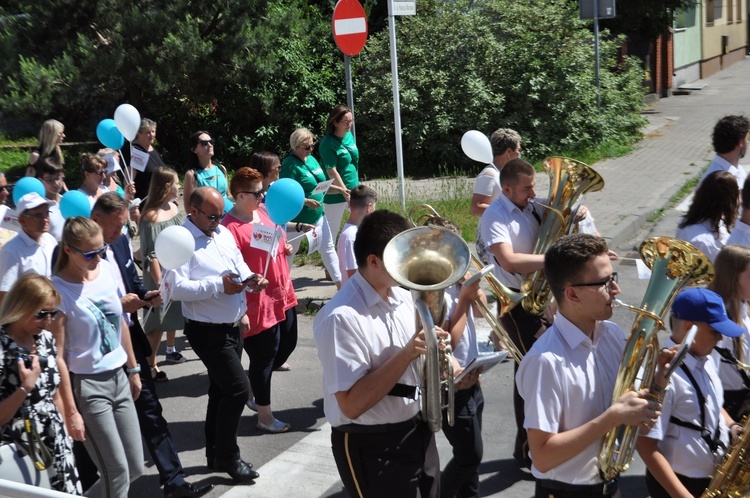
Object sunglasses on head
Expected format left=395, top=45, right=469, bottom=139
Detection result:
left=70, top=244, right=108, bottom=261
left=34, top=309, right=61, bottom=321
left=199, top=139, right=215, bottom=147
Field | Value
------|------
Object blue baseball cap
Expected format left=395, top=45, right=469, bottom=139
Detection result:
left=672, top=288, right=744, bottom=338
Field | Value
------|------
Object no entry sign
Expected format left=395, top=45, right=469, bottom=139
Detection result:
left=332, top=0, right=368, bottom=56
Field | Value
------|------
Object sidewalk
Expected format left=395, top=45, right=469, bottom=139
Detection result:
left=291, top=56, right=750, bottom=302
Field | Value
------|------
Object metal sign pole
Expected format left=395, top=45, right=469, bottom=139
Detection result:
left=344, top=55, right=356, bottom=139
left=387, top=0, right=406, bottom=211
left=594, top=0, right=601, bottom=111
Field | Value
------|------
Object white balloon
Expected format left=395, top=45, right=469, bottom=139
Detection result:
left=114, top=104, right=141, bottom=142
left=461, top=130, right=493, bottom=164
left=154, top=225, right=195, bottom=270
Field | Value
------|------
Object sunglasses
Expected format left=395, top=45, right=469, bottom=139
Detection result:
left=34, top=309, right=61, bottom=321
left=70, top=244, right=109, bottom=261
left=240, top=189, right=265, bottom=199
left=195, top=206, right=225, bottom=222
left=199, top=139, right=215, bottom=147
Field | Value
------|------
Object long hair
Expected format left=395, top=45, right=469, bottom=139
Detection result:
left=249, top=152, right=280, bottom=179
left=326, top=105, right=352, bottom=135
left=708, top=244, right=750, bottom=325
left=0, top=274, right=60, bottom=327
left=679, top=170, right=739, bottom=234
left=187, top=130, right=211, bottom=170
left=54, top=217, right=102, bottom=275
left=38, top=119, right=64, bottom=165
left=141, top=166, right=179, bottom=216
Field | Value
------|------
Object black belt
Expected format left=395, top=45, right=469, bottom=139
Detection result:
left=185, top=318, right=240, bottom=329
left=388, top=383, right=418, bottom=399
left=537, top=478, right=618, bottom=496
left=333, top=414, right=422, bottom=434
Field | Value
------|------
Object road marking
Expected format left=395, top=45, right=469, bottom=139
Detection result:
left=220, top=423, right=340, bottom=498
left=334, top=18, right=366, bottom=35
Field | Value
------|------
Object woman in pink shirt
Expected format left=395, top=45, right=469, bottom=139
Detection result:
left=221, top=167, right=297, bottom=433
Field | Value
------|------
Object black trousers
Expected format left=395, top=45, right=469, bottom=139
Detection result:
left=441, top=384, right=484, bottom=498
left=185, top=321, right=250, bottom=463
left=243, top=307, right=298, bottom=406
left=535, top=479, right=620, bottom=498
left=331, top=420, right=439, bottom=498
left=646, top=470, right=710, bottom=498
left=500, top=304, right=549, bottom=465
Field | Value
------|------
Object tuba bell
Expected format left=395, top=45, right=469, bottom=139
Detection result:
left=383, top=226, right=471, bottom=432
left=521, top=157, right=605, bottom=316
left=598, top=236, right=714, bottom=480
left=408, top=204, right=527, bottom=363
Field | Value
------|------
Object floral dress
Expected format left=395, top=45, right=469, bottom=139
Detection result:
left=0, top=329, right=81, bottom=494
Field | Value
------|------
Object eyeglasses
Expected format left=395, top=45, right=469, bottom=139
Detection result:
left=570, top=272, right=618, bottom=293
left=70, top=244, right=109, bottom=261
left=300, top=143, right=316, bottom=151
left=34, top=309, right=61, bottom=321
left=195, top=206, right=225, bottom=222
left=199, top=139, right=215, bottom=147
left=341, top=119, right=354, bottom=125
left=92, top=170, right=107, bottom=177
left=21, top=211, right=50, bottom=222
left=42, top=176, right=65, bottom=183
left=239, top=190, right=265, bottom=199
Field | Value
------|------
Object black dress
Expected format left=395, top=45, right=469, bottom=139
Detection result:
left=0, top=329, right=81, bottom=494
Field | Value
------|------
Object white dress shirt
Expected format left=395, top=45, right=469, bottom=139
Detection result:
left=0, top=230, right=56, bottom=292
left=726, top=219, right=750, bottom=246
left=714, top=304, right=750, bottom=392
left=444, top=283, right=479, bottom=368
left=646, top=338, right=729, bottom=478
left=473, top=164, right=501, bottom=202
left=313, top=271, right=421, bottom=427
left=171, top=217, right=253, bottom=324
left=675, top=219, right=729, bottom=262
left=700, top=155, right=747, bottom=189
left=479, top=193, right=544, bottom=289
left=517, top=312, right=627, bottom=485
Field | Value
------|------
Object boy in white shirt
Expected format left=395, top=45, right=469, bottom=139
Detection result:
left=337, top=185, right=376, bottom=285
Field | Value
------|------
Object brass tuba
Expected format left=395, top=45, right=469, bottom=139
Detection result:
left=521, top=157, right=605, bottom=316
left=702, top=415, right=750, bottom=497
left=408, top=204, right=527, bottom=364
left=383, top=226, right=471, bottom=432
left=598, top=236, right=714, bottom=480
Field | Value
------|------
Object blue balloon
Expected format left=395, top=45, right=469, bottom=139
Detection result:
left=96, top=119, right=125, bottom=150
left=265, top=178, right=304, bottom=226
left=12, top=177, right=46, bottom=205
left=60, top=190, right=92, bottom=219
left=224, top=197, right=234, bottom=214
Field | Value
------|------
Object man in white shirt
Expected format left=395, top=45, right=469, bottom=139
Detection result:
left=0, top=192, right=56, bottom=305
left=314, top=210, right=441, bottom=498
left=699, top=115, right=749, bottom=189
left=518, top=233, right=669, bottom=498
left=637, top=288, right=744, bottom=498
left=170, top=187, right=267, bottom=483
left=336, top=184, right=376, bottom=285
left=478, top=158, right=548, bottom=466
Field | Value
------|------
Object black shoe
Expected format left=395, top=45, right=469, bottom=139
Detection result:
left=164, top=482, right=215, bottom=498
left=213, top=457, right=259, bottom=483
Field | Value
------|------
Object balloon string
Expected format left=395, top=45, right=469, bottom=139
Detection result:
left=118, top=150, right=132, bottom=185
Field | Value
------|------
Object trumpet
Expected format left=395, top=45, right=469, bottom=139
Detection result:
left=408, top=204, right=527, bottom=363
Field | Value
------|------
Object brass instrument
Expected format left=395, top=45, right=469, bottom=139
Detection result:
left=408, top=204, right=527, bottom=363
left=702, top=415, right=750, bottom=497
left=521, top=157, right=605, bottom=316
left=598, top=236, right=714, bottom=480
left=383, top=226, right=471, bottom=432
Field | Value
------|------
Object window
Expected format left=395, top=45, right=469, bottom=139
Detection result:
left=728, top=0, right=733, bottom=23
left=738, top=0, right=743, bottom=22
left=706, top=0, right=715, bottom=25
left=675, top=6, right=697, bottom=29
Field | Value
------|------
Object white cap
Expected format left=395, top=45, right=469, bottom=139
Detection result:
left=16, top=192, right=54, bottom=214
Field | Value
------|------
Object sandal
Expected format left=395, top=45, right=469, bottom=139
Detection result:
left=257, top=419, right=290, bottom=433
left=151, top=367, right=169, bottom=382
left=274, top=363, right=291, bottom=372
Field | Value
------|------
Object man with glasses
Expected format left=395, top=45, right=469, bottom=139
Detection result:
left=0, top=192, right=56, bottom=305
left=516, top=233, right=670, bottom=498
left=34, top=156, right=66, bottom=240
left=170, top=187, right=268, bottom=483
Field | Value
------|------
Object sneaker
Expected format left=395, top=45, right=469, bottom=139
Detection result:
left=165, top=351, right=187, bottom=364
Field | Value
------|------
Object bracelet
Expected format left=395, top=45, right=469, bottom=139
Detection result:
left=67, top=410, right=78, bottom=418
left=126, top=366, right=142, bottom=374
left=296, top=222, right=301, bottom=232
left=648, top=382, right=666, bottom=397
left=18, top=386, right=29, bottom=397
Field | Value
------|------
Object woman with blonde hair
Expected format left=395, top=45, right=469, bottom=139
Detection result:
left=52, top=217, right=143, bottom=498
left=140, top=167, right=186, bottom=379
left=0, top=274, right=81, bottom=494
left=27, top=120, right=65, bottom=177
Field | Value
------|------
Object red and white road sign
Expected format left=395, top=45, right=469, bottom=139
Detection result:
left=332, top=0, right=368, bottom=56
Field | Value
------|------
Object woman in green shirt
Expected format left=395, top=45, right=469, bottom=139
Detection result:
left=281, top=128, right=347, bottom=288
left=318, top=106, right=359, bottom=286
